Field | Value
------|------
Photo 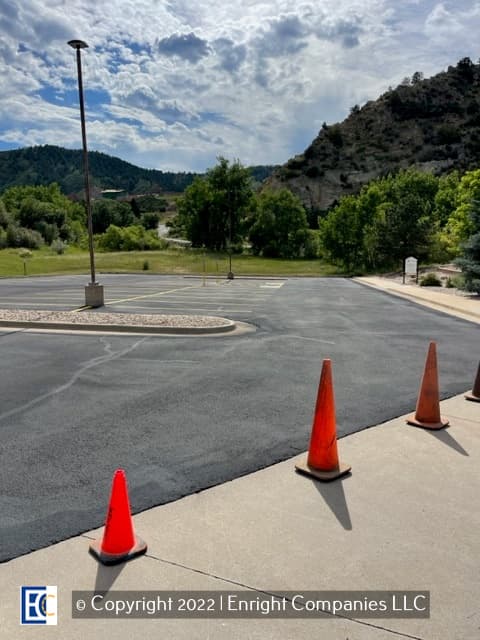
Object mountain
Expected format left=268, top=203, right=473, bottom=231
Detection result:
left=268, top=57, right=480, bottom=213
left=0, top=145, right=277, bottom=196
left=0, top=145, right=199, bottom=195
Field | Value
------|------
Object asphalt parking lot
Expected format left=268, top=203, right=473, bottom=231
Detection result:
left=0, top=274, right=285, bottom=322
left=0, top=275, right=479, bottom=562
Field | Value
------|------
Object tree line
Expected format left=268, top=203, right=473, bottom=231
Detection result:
left=320, top=166, right=480, bottom=289
left=0, top=157, right=479, bottom=292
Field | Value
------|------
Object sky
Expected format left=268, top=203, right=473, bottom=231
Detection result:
left=0, top=0, right=479, bottom=173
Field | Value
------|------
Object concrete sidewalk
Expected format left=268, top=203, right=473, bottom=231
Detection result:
left=1, top=393, right=479, bottom=639
left=1, top=278, right=479, bottom=639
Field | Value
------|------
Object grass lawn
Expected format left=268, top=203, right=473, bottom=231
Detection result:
left=0, top=246, right=341, bottom=278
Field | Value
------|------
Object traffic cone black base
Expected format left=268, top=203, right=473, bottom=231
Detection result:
left=295, top=460, right=351, bottom=482
left=89, top=537, right=147, bottom=566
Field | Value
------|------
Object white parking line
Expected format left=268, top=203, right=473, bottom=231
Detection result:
left=104, top=283, right=202, bottom=306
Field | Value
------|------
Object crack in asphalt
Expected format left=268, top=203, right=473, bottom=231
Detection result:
left=0, top=337, right=146, bottom=423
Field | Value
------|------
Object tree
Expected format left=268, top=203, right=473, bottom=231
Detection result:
left=442, top=169, right=480, bottom=256
left=456, top=199, right=480, bottom=293
left=248, top=189, right=309, bottom=258
left=411, top=71, right=424, bottom=84
left=320, top=195, right=363, bottom=269
left=434, top=171, right=460, bottom=226
left=175, top=178, right=214, bottom=247
left=320, top=169, right=440, bottom=270
left=207, top=157, right=253, bottom=248
left=1, top=183, right=85, bottom=244
left=456, top=57, right=474, bottom=82
left=362, top=170, right=438, bottom=267
left=91, top=199, right=136, bottom=234
left=175, top=158, right=252, bottom=250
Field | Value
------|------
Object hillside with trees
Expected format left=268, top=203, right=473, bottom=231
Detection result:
left=0, top=145, right=197, bottom=195
left=319, top=166, right=480, bottom=277
left=268, top=58, right=480, bottom=217
left=0, top=145, right=276, bottom=196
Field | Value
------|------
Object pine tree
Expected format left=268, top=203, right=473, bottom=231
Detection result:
left=456, top=200, right=480, bottom=293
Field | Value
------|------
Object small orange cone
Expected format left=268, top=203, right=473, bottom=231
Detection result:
left=89, top=469, right=147, bottom=565
left=295, top=359, right=351, bottom=481
left=407, top=342, right=449, bottom=430
left=465, top=361, right=480, bottom=402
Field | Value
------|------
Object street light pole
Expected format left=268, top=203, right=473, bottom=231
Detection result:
left=68, top=39, right=104, bottom=307
left=227, top=209, right=234, bottom=280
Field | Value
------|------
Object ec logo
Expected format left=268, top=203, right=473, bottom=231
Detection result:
left=20, top=586, right=57, bottom=625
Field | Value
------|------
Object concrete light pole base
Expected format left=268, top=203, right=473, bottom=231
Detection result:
left=85, top=283, right=104, bottom=308
left=227, top=272, right=234, bottom=280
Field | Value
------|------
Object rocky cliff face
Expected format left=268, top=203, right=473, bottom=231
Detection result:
left=267, top=58, right=480, bottom=212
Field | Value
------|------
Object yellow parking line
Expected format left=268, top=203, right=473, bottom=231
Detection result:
left=104, top=284, right=203, bottom=306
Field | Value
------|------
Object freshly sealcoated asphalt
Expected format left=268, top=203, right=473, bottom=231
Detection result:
left=0, top=275, right=478, bottom=562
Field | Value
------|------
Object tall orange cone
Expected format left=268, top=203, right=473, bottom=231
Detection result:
left=295, top=359, right=351, bottom=481
left=89, top=469, right=147, bottom=565
left=407, top=341, right=449, bottom=430
left=465, top=361, right=480, bottom=402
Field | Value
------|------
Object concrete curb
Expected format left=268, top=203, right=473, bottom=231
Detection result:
left=0, top=318, right=237, bottom=335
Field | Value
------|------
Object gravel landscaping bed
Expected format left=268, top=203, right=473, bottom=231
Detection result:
left=0, top=309, right=233, bottom=329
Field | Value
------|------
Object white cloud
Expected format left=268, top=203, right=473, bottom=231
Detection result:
left=0, top=0, right=479, bottom=172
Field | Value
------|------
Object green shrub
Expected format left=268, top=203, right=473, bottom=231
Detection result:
left=419, top=273, right=442, bottom=286
left=445, top=273, right=465, bottom=289
left=34, top=220, right=58, bottom=244
left=0, top=202, right=12, bottom=229
left=140, top=211, right=160, bottom=230
left=142, top=259, right=150, bottom=271
left=97, top=224, right=166, bottom=251
left=51, top=239, right=66, bottom=254
left=303, top=229, right=322, bottom=259
left=6, top=225, right=44, bottom=249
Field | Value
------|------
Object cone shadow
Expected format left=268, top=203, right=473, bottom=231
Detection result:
left=93, top=562, right=127, bottom=595
left=428, top=428, right=469, bottom=456
left=311, top=475, right=352, bottom=530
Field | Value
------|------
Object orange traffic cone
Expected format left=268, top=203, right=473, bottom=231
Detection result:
left=407, top=342, right=449, bottom=430
left=89, top=469, right=147, bottom=565
left=295, top=359, right=351, bottom=481
left=465, top=361, right=480, bottom=402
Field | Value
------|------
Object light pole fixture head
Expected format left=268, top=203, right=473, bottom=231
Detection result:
left=68, top=39, right=89, bottom=49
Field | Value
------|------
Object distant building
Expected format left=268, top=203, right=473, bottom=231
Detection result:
left=101, top=189, right=126, bottom=200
